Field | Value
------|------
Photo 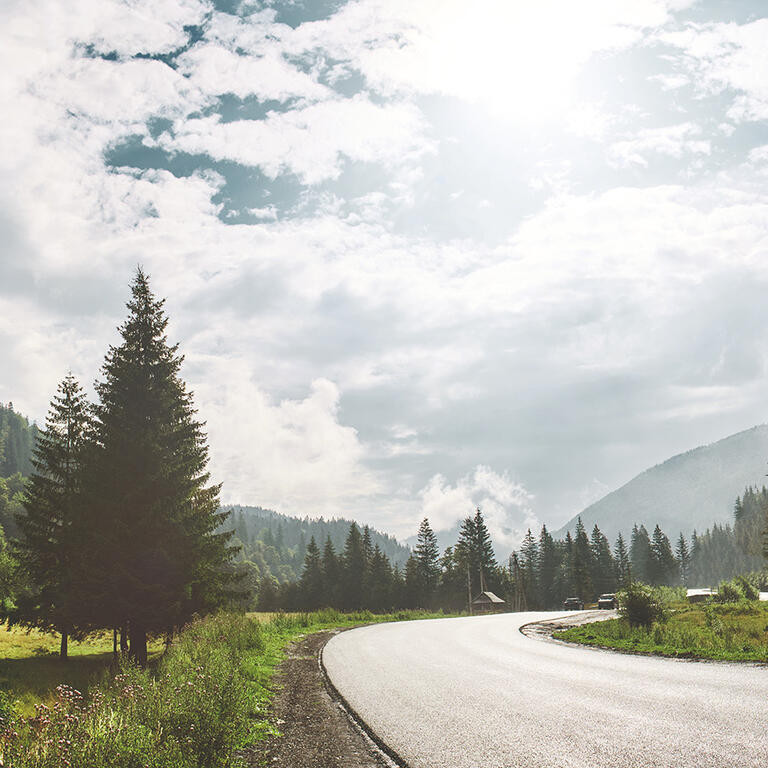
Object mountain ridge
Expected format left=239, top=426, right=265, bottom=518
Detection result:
left=553, top=424, right=768, bottom=543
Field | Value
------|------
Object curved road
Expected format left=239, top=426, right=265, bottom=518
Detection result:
left=322, top=612, right=768, bottom=768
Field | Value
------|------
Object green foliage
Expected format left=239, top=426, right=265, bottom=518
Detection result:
left=555, top=602, right=768, bottom=662
left=11, top=374, right=93, bottom=651
left=0, top=609, right=453, bottom=767
left=81, top=269, right=237, bottom=663
left=618, top=582, right=667, bottom=627
left=0, top=403, right=38, bottom=479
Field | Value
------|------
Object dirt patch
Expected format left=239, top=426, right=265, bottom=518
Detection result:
left=243, top=629, right=392, bottom=768
left=520, top=610, right=618, bottom=642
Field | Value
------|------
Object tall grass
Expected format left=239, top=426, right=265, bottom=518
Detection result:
left=0, top=608, right=450, bottom=767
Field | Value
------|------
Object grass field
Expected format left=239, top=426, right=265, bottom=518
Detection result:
left=0, top=624, right=165, bottom=715
left=554, top=601, right=768, bottom=661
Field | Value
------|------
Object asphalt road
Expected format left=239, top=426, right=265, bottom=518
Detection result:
left=322, top=611, right=768, bottom=768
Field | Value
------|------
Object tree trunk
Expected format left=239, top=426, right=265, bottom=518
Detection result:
left=113, top=628, right=118, bottom=657
left=60, top=629, right=68, bottom=660
left=129, top=622, right=147, bottom=666
left=120, top=624, right=128, bottom=653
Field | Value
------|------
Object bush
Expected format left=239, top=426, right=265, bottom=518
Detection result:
left=735, top=576, right=760, bottom=601
left=618, top=582, right=667, bottom=628
left=714, top=579, right=745, bottom=603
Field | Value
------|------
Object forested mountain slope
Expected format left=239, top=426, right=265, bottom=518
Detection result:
left=555, top=425, right=768, bottom=543
left=222, top=505, right=411, bottom=586
left=0, top=402, right=38, bottom=477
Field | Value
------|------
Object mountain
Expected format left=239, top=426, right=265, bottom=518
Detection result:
left=223, top=504, right=412, bottom=585
left=0, top=402, right=38, bottom=478
left=554, top=425, right=768, bottom=544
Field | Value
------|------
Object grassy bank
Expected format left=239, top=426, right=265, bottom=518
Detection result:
left=554, top=602, right=768, bottom=661
left=0, top=608, right=451, bottom=767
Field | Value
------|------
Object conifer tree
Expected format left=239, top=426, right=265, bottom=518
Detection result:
left=649, top=524, right=676, bottom=585
left=321, top=536, right=340, bottom=607
left=590, top=524, right=616, bottom=597
left=676, top=532, right=691, bottom=586
left=537, top=525, right=559, bottom=608
left=341, top=523, right=366, bottom=609
left=299, top=536, right=323, bottom=609
left=367, top=544, right=393, bottom=612
left=571, top=518, right=592, bottom=599
left=13, top=374, right=92, bottom=659
left=630, top=524, right=652, bottom=583
left=413, top=517, right=440, bottom=607
left=519, top=529, right=539, bottom=608
left=84, top=269, right=235, bottom=664
left=614, top=533, right=630, bottom=586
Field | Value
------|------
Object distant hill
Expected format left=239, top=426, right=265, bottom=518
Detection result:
left=223, top=504, right=411, bottom=585
left=554, top=425, right=768, bottom=544
left=0, top=402, right=38, bottom=477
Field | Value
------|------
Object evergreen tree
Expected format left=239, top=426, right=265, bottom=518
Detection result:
left=455, top=508, right=497, bottom=595
left=321, top=536, right=340, bottom=607
left=571, top=518, right=592, bottom=599
left=537, top=525, right=559, bottom=608
left=614, top=533, right=630, bottom=587
left=413, top=517, right=440, bottom=607
left=13, top=374, right=92, bottom=659
left=341, top=523, right=366, bottom=609
left=519, top=529, right=539, bottom=608
left=649, top=524, right=677, bottom=585
left=84, top=269, right=235, bottom=664
left=299, top=536, right=323, bottom=609
left=630, top=524, right=652, bottom=583
left=590, top=524, right=615, bottom=597
left=676, top=532, right=691, bottom=587
left=367, top=545, right=393, bottom=612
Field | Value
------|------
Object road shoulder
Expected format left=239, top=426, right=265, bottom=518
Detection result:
left=243, top=629, right=394, bottom=768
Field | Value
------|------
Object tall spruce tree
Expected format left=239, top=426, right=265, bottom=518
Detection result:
left=649, top=524, right=677, bottom=585
left=571, top=518, right=592, bottom=600
left=676, top=532, right=691, bottom=586
left=299, top=536, right=323, bottom=610
left=85, top=269, right=235, bottom=664
left=413, top=517, right=440, bottom=607
left=590, top=524, right=616, bottom=597
left=13, top=374, right=92, bottom=659
left=630, top=524, right=652, bottom=583
left=341, top=523, right=366, bottom=609
left=537, top=525, right=559, bottom=608
left=614, top=533, right=630, bottom=587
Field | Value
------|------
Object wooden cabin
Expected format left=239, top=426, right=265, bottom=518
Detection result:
left=472, top=591, right=506, bottom=614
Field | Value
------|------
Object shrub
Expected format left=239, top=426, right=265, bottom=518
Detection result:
left=714, top=579, right=745, bottom=603
left=618, top=582, right=667, bottom=628
left=736, top=576, right=760, bottom=601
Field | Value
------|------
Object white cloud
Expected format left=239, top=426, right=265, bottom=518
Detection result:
left=419, top=466, right=537, bottom=552
left=194, top=363, right=382, bottom=516
left=607, top=122, right=710, bottom=168
left=660, top=18, right=768, bottom=122
left=160, top=96, right=433, bottom=183
left=176, top=43, right=330, bottom=102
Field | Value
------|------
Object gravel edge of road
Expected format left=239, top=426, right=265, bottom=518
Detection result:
left=319, top=631, right=412, bottom=768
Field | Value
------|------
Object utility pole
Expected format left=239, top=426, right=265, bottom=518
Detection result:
left=467, top=563, right=473, bottom=615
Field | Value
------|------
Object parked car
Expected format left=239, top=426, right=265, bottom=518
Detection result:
left=597, top=593, right=618, bottom=609
left=563, top=597, right=584, bottom=610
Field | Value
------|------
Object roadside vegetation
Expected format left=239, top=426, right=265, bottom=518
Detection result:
left=554, top=580, right=768, bottom=662
left=0, top=608, right=449, bottom=768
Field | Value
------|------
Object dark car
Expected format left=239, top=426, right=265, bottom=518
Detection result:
left=597, top=593, right=618, bottom=609
left=563, top=597, right=584, bottom=610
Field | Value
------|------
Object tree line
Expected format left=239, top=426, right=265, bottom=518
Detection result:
left=3, top=270, right=236, bottom=663
left=274, top=491, right=768, bottom=613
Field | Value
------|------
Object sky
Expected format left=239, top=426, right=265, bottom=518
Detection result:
left=3, top=0, right=768, bottom=553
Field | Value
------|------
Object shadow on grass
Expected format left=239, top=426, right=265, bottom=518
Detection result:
left=0, top=653, right=116, bottom=715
